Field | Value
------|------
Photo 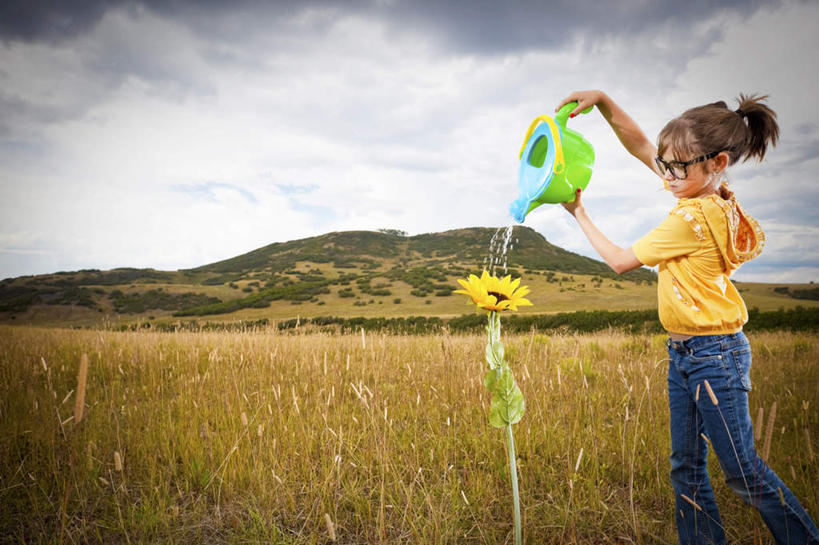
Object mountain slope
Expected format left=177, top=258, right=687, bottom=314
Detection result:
left=2, top=225, right=661, bottom=325
left=190, top=226, right=654, bottom=279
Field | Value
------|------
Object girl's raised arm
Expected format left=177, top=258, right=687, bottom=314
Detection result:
left=561, top=188, right=642, bottom=275
left=556, top=90, right=660, bottom=176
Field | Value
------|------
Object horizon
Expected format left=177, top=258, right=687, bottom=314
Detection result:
left=3, top=224, right=814, bottom=286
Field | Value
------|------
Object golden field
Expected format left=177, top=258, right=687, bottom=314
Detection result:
left=0, top=325, right=816, bottom=544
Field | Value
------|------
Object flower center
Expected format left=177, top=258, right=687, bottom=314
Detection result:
left=488, top=291, right=509, bottom=302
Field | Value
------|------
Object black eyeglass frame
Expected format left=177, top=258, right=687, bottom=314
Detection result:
left=655, top=150, right=722, bottom=180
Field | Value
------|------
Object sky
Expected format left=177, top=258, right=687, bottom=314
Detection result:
left=1, top=0, right=818, bottom=283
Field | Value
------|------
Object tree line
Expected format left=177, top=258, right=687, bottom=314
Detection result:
left=276, top=306, right=819, bottom=335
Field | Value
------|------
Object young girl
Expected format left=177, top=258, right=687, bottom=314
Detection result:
left=556, top=90, right=819, bottom=545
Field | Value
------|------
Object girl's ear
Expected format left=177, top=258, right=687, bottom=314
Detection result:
left=711, top=152, right=729, bottom=173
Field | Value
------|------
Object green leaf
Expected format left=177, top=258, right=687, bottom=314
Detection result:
left=483, top=366, right=502, bottom=392
left=484, top=368, right=525, bottom=428
left=507, top=386, right=525, bottom=425
left=484, top=340, right=504, bottom=369
left=485, top=343, right=495, bottom=369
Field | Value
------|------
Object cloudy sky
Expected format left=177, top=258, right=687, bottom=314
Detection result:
left=1, top=0, right=818, bottom=282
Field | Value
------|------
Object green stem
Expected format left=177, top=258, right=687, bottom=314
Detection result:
left=487, top=310, right=522, bottom=544
left=487, top=311, right=496, bottom=349
left=507, top=423, right=522, bottom=545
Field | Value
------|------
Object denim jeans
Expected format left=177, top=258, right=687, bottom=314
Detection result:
left=667, top=332, right=819, bottom=545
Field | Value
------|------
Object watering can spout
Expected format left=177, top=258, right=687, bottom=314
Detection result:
left=510, top=197, right=530, bottom=224
left=510, top=101, right=595, bottom=223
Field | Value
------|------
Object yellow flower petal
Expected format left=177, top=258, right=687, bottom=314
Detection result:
left=515, top=286, right=530, bottom=298
left=453, top=271, right=534, bottom=312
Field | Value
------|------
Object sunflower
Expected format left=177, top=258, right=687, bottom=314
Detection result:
left=454, top=271, right=533, bottom=312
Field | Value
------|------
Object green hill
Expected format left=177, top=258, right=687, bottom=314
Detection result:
left=1, top=226, right=815, bottom=328
left=188, top=226, right=651, bottom=279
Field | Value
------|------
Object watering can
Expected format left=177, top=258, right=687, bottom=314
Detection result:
left=510, top=101, right=595, bottom=223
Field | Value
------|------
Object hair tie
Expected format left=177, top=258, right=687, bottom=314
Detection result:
left=735, top=108, right=746, bottom=118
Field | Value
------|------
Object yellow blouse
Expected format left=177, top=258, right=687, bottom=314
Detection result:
left=632, top=186, right=764, bottom=335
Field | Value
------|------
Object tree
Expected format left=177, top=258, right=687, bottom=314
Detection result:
left=377, top=228, right=408, bottom=237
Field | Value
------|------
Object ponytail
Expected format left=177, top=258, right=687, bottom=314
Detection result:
left=735, top=93, right=779, bottom=162
left=657, top=93, right=779, bottom=167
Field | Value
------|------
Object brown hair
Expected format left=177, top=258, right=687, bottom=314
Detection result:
left=657, top=93, right=780, bottom=168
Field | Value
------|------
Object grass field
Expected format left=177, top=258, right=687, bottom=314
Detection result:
left=1, top=326, right=816, bottom=543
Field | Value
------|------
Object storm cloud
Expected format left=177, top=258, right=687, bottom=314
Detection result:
left=0, top=0, right=817, bottom=281
left=1, top=0, right=775, bottom=50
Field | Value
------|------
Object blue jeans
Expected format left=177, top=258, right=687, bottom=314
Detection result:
left=667, top=332, right=819, bottom=545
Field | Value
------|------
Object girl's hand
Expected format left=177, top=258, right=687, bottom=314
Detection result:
left=558, top=91, right=658, bottom=174
left=561, top=188, right=585, bottom=218
left=555, top=90, right=604, bottom=117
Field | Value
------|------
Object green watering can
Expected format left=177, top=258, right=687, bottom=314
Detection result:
left=510, top=101, right=595, bottom=222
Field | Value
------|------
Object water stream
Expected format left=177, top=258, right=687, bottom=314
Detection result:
left=484, top=224, right=517, bottom=276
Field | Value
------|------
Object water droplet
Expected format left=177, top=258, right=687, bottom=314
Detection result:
left=486, top=224, right=516, bottom=276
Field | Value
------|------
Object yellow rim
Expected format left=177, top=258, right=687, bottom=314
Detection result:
left=518, top=115, right=565, bottom=175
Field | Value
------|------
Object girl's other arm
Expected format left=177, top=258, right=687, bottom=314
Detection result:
left=561, top=189, right=642, bottom=275
left=556, top=90, right=660, bottom=176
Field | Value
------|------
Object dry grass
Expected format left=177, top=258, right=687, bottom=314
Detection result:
left=73, top=353, right=89, bottom=425
left=0, top=325, right=816, bottom=543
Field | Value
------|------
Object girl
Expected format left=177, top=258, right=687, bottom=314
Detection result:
left=556, top=90, right=819, bottom=545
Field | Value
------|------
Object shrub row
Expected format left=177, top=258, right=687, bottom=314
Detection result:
left=773, top=286, right=819, bottom=301
left=0, top=285, right=99, bottom=312
left=174, top=280, right=331, bottom=316
left=275, top=306, right=819, bottom=335
left=118, top=319, right=270, bottom=332
left=448, top=309, right=661, bottom=334
left=277, top=315, right=443, bottom=334
left=109, top=289, right=221, bottom=313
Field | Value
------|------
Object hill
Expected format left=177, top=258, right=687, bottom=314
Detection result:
left=0, top=226, right=815, bottom=328
left=190, top=226, right=649, bottom=278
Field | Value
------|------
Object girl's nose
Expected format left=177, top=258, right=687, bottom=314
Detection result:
left=662, top=170, right=676, bottom=181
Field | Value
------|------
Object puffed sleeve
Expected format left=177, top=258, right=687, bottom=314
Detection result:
left=632, top=212, right=702, bottom=267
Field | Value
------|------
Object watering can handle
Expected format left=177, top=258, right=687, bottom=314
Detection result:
left=518, top=115, right=566, bottom=174
left=555, top=101, right=594, bottom=128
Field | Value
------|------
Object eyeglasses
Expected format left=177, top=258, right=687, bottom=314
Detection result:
left=655, top=150, right=721, bottom=180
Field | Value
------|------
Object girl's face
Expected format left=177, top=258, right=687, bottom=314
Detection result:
left=659, top=150, right=723, bottom=199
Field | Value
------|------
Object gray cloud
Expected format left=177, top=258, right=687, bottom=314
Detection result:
left=0, top=0, right=114, bottom=43
left=789, top=135, right=819, bottom=164
left=0, top=0, right=779, bottom=136
left=734, top=262, right=819, bottom=283
left=0, top=92, right=72, bottom=135
left=2, top=0, right=777, bottom=52
left=1, top=0, right=816, bottom=281
left=373, top=0, right=774, bottom=54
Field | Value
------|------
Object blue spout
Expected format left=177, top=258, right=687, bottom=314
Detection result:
left=510, top=197, right=530, bottom=223
left=511, top=119, right=559, bottom=224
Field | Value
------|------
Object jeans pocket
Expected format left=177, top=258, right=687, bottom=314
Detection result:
left=730, top=347, right=752, bottom=391
left=688, top=341, right=722, bottom=363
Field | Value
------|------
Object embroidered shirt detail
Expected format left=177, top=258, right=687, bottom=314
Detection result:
left=734, top=200, right=765, bottom=260
left=700, top=187, right=765, bottom=266
left=672, top=207, right=706, bottom=241
left=670, top=277, right=701, bottom=312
